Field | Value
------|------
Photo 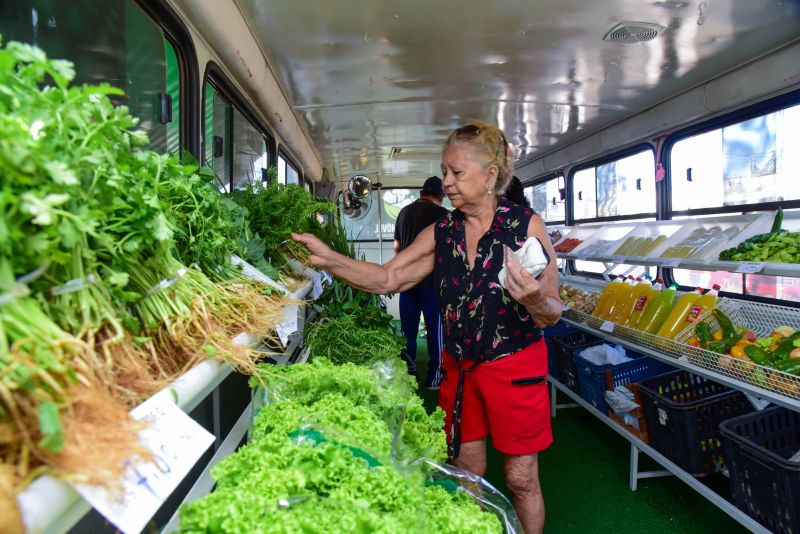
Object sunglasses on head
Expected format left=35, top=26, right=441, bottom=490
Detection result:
left=453, top=124, right=507, bottom=162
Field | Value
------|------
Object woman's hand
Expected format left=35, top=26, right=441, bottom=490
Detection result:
left=503, top=247, right=549, bottom=310
left=291, top=232, right=333, bottom=269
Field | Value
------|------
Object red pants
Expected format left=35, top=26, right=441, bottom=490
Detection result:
left=439, top=339, right=553, bottom=455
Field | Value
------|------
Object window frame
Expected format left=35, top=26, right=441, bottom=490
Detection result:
left=202, top=62, right=275, bottom=191
left=524, top=172, right=566, bottom=225
left=134, top=0, right=200, bottom=158
left=567, top=143, right=657, bottom=225
left=277, top=149, right=302, bottom=185
left=661, top=88, right=800, bottom=303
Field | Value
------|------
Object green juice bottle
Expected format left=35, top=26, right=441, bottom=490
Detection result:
left=636, top=284, right=678, bottom=334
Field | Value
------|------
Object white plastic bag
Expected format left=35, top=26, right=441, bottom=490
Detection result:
left=498, top=237, right=549, bottom=289
left=578, top=343, right=631, bottom=366
left=605, top=386, right=641, bottom=429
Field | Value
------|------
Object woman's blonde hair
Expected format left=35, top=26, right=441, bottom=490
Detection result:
left=443, top=119, right=513, bottom=195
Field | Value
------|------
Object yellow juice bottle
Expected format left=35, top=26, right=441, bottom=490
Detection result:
left=656, top=287, right=703, bottom=339
left=592, top=275, right=624, bottom=318
left=625, top=278, right=662, bottom=328
left=609, top=276, right=645, bottom=324
left=675, top=284, right=721, bottom=337
left=637, top=284, right=678, bottom=334
left=603, top=275, right=635, bottom=321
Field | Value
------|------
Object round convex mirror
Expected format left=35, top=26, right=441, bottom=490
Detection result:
left=348, top=175, right=372, bottom=199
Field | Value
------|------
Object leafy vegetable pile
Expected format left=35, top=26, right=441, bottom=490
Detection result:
left=178, top=358, right=502, bottom=533
left=0, top=39, right=293, bottom=495
left=719, top=208, right=800, bottom=263
left=303, top=315, right=404, bottom=366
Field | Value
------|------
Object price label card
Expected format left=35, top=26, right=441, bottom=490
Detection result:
left=661, top=258, right=681, bottom=268
left=600, top=320, right=615, bottom=333
left=735, top=262, right=765, bottom=274
left=276, top=305, right=299, bottom=347
left=562, top=304, right=570, bottom=312
left=311, top=274, right=323, bottom=300
left=73, top=396, right=215, bottom=534
left=320, top=270, right=333, bottom=285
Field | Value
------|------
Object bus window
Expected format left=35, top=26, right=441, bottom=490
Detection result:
left=526, top=176, right=565, bottom=223
left=671, top=104, right=800, bottom=211
left=277, top=154, right=300, bottom=185
left=204, top=83, right=232, bottom=192
left=571, top=148, right=656, bottom=275
left=0, top=0, right=179, bottom=153
left=231, top=107, right=268, bottom=191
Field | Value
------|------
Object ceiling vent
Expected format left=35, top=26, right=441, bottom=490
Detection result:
left=388, top=146, right=441, bottom=161
left=603, top=21, right=665, bottom=44
left=388, top=147, right=403, bottom=160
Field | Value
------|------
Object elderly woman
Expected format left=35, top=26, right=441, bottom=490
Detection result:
left=293, top=120, right=561, bottom=533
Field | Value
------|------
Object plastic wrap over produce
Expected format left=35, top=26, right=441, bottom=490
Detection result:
left=414, top=458, right=524, bottom=534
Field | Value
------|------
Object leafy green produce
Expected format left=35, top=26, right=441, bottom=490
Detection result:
left=719, top=208, right=800, bottom=263
left=231, top=181, right=335, bottom=269
left=303, top=315, right=404, bottom=366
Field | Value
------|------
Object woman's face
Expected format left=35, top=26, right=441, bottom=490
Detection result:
left=440, top=143, right=497, bottom=211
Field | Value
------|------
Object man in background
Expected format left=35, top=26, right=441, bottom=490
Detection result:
left=393, top=176, right=449, bottom=389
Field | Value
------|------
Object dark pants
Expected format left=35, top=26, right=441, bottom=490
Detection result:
left=399, top=285, right=442, bottom=387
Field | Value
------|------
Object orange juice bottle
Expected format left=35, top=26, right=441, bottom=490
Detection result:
left=677, top=284, right=721, bottom=334
left=603, top=275, right=635, bottom=320
left=609, top=277, right=644, bottom=324
left=592, top=275, right=624, bottom=318
left=637, top=284, right=678, bottom=334
left=625, top=278, right=662, bottom=328
left=656, top=287, right=704, bottom=339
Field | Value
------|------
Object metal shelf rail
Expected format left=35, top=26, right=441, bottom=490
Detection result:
left=548, top=376, right=771, bottom=534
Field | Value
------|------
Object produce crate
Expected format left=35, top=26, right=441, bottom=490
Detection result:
left=551, top=331, right=603, bottom=394
left=675, top=298, right=800, bottom=402
left=573, top=347, right=673, bottom=414
left=543, top=322, right=577, bottom=380
left=639, top=370, right=753, bottom=476
left=720, top=407, right=800, bottom=534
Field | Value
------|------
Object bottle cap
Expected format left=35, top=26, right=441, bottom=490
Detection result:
left=712, top=284, right=721, bottom=290
left=656, top=278, right=664, bottom=283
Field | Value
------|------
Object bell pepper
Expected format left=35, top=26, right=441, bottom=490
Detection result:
left=776, top=358, right=800, bottom=376
left=772, top=332, right=800, bottom=361
left=706, top=335, right=741, bottom=355
left=712, top=309, right=738, bottom=339
left=744, top=344, right=773, bottom=366
left=694, top=322, right=714, bottom=347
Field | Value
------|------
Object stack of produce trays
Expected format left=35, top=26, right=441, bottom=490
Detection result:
left=177, top=358, right=517, bottom=533
left=676, top=301, right=800, bottom=400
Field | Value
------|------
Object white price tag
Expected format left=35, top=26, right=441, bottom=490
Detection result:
left=661, top=258, right=681, bottom=268
left=311, top=274, right=323, bottom=300
left=73, top=396, right=214, bottom=534
left=321, top=270, right=332, bottom=285
left=276, top=305, right=299, bottom=347
left=562, top=304, right=570, bottom=312
left=600, top=320, right=615, bottom=333
left=735, top=262, right=765, bottom=274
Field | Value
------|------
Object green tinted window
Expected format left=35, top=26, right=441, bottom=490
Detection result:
left=0, top=0, right=178, bottom=153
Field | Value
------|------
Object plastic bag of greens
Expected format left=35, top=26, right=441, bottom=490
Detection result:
left=414, top=458, right=523, bottom=534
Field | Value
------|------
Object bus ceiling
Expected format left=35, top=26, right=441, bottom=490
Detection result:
left=177, top=0, right=800, bottom=187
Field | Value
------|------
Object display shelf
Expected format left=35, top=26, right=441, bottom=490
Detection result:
left=548, top=377, right=771, bottom=534
left=567, top=222, right=640, bottom=261
left=552, top=224, right=604, bottom=254
left=610, top=220, right=688, bottom=259
left=560, top=274, right=800, bottom=409
left=16, top=360, right=235, bottom=534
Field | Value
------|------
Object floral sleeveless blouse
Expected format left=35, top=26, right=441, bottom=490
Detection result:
left=433, top=197, right=543, bottom=363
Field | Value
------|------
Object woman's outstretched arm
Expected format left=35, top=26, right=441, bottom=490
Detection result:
left=291, top=223, right=436, bottom=295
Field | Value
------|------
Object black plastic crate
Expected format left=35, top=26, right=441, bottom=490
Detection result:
left=551, top=331, right=603, bottom=394
left=720, top=407, right=800, bottom=534
left=639, top=370, right=753, bottom=476
left=543, top=322, right=577, bottom=380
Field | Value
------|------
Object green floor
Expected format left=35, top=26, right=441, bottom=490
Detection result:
left=410, top=333, right=747, bottom=534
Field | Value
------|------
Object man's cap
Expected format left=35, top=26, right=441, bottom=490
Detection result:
left=421, top=176, right=444, bottom=196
